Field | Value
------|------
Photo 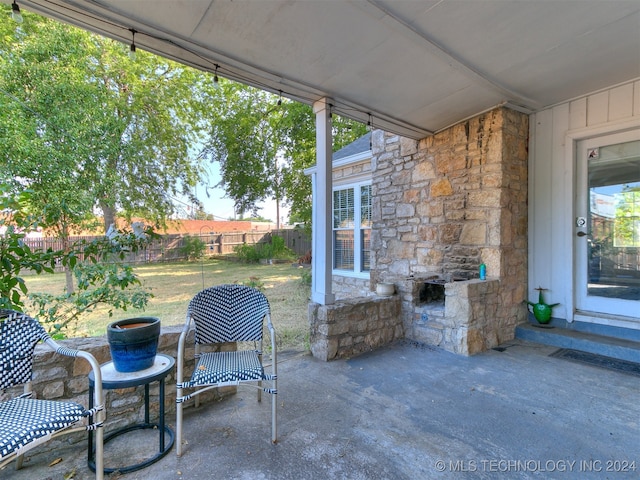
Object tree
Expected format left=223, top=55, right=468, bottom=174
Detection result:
left=0, top=14, right=101, bottom=291
left=0, top=186, right=57, bottom=310
left=0, top=185, right=153, bottom=337
left=204, top=83, right=368, bottom=227
left=0, top=9, right=216, bottom=234
left=277, top=101, right=368, bottom=225
left=205, top=85, right=282, bottom=223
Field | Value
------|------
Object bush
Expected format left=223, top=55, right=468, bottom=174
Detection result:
left=234, top=242, right=262, bottom=263
left=263, top=235, right=296, bottom=260
left=299, top=267, right=312, bottom=286
left=180, top=235, right=206, bottom=260
left=233, top=235, right=296, bottom=264
left=30, top=262, right=152, bottom=338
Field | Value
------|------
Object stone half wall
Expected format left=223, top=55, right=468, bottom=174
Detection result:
left=0, top=327, right=231, bottom=457
left=412, top=278, right=502, bottom=355
left=309, top=295, right=403, bottom=361
left=370, top=107, right=529, bottom=354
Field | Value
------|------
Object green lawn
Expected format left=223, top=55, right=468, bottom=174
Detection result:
left=24, top=258, right=311, bottom=352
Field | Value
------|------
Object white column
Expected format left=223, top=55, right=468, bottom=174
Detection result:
left=311, top=98, right=335, bottom=305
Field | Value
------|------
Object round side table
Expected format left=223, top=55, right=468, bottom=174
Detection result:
left=88, top=353, right=175, bottom=474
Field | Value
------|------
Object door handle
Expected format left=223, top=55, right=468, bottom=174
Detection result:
left=576, top=231, right=589, bottom=237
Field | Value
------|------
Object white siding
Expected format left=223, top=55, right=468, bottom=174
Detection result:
left=529, top=79, right=640, bottom=321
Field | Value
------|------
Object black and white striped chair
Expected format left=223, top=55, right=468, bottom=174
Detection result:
left=176, top=284, right=277, bottom=456
left=0, top=309, right=105, bottom=479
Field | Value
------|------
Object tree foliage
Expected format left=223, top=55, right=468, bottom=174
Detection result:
left=0, top=186, right=154, bottom=337
left=0, top=8, right=216, bottom=232
left=203, top=83, right=368, bottom=225
left=0, top=186, right=57, bottom=309
left=0, top=5, right=368, bottom=235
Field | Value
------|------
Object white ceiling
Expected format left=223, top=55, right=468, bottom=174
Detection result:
left=8, top=0, right=640, bottom=139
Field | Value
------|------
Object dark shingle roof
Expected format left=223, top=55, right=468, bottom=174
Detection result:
left=333, top=132, right=371, bottom=161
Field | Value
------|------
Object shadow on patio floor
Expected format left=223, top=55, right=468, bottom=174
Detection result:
left=2, top=339, right=639, bottom=479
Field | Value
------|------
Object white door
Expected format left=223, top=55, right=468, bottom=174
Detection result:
left=575, top=130, right=640, bottom=325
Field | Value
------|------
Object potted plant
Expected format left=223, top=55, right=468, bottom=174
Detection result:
left=107, top=317, right=161, bottom=372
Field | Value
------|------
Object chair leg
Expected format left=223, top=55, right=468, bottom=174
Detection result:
left=94, top=424, right=104, bottom=480
left=15, top=453, right=24, bottom=470
left=271, top=387, right=277, bottom=444
left=176, top=400, right=183, bottom=456
left=258, top=380, right=262, bottom=402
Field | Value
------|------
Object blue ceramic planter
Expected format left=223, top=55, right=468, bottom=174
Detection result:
left=107, top=317, right=160, bottom=372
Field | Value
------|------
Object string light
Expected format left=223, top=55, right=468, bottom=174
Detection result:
left=3, top=1, right=421, bottom=136
left=277, top=90, right=282, bottom=106
left=11, top=2, right=23, bottom=24
left=213, top=64, right=220, bottom=89
left=128, top=29, right=136, bottom=60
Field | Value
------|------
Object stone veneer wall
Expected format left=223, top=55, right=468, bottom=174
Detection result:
left=0, top=326, right=230, bottom=458
left=332, top=275, right=371, bottom=300
left=370, top=107, right=529, bottom=353
left=412, top=279, right=502, bottom=354
left=309, top=295, right=402, bottom=361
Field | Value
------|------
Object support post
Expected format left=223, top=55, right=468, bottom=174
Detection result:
left=311, top=98, right=335, bottom=305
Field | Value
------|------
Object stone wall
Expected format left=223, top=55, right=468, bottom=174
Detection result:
left=413, top=279, right=502, bottom=355
left=1, top=326, right=229, bottom=456
left=309, top=295, right=403, bottom=361
left=332, top=275, right=372, bottom=300
left=369, top=107, right=529, bottom=353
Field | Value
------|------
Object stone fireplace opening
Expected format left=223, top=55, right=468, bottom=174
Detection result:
left=397, top=272, right=504, bottom=355
left=416, top=274, right=471, bottom=307
left=418, top=279, right=445, bottom=306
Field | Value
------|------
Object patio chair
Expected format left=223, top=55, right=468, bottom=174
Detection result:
left=176, top=284, right=277, bottom=456
left=0, top=309, right=105, bottom=479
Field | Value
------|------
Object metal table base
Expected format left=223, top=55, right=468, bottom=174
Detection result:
left=88, top=354, right=175, bottom=474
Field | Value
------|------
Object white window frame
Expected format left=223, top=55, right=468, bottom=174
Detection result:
left=332, top=181, right=371, bottom=278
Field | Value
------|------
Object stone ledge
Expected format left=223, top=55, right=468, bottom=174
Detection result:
left=309, top=295, right=403, bottom=361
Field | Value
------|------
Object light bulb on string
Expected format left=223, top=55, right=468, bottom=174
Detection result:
left=128, top=29, right=137, bottom=61
left=277, top=90, right=282, bottom=106
left=367, top=113, right=373, bottom=131
left=11, top=2, right=23, bottom=24
left=213, top=64, right=220, bottom=89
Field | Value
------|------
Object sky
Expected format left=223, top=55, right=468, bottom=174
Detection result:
left=180, top=162, right=289, bottom=224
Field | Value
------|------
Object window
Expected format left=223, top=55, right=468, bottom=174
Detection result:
left=333, top=183, right=371, bottom=274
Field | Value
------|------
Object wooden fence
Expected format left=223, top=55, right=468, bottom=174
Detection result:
left=23, top=229, right=312, bottom=266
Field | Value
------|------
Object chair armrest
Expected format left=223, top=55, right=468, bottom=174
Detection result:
left=176, top=328, right=189, bottom=386
left=266, top=314, right=277, bottom=378
left=42, top=337, right=105, bottom=419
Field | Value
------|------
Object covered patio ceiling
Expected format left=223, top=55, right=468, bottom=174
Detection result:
left=7, top=0, right=640, bottom=139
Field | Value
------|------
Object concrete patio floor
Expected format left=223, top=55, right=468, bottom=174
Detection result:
left=2, top=339, right=638, bottom=480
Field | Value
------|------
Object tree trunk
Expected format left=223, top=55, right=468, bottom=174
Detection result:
left=64, top=267, right=74, bottom=295
left=61, top=225, right=75, bottom=294
left=101, top=202, right=117, bottom=233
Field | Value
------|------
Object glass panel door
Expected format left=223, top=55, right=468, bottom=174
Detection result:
left=575, top=132, right=640, bottom=321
